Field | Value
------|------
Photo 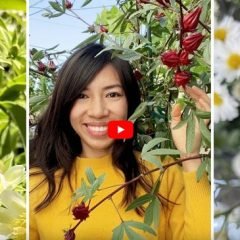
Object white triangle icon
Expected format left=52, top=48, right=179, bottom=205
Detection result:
left=117, top=126, right=124, bottom=134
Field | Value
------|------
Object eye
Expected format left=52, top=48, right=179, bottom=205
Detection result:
left=106, top=92, right=123, bottom=98
left=78, top=93, right=88, bottom=99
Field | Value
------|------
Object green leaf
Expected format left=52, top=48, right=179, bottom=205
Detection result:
left=0, top=0, right=26, bottom=11
left=141, top=152, right=162, bottom=168
left=151, top=178, right=160, bottom=195
left=124, top=224, right=145, bottom=240
left=0, top=102, right=26, bottom=147
left=142, top=137, right=169, bottom=154
left=81, top=0, right=92, bottom=7
left=195, top=110, right=211, bottom=119
left=72, top=34, right=100, bottom=51
left=144, top=197, right=160, bottom=228
left=85, top=168, right=96, bottom=184
left=126, top=194, right=153, bottom=211
left=116, top=50, right=142, bottom=61
left=0, top=82, right=26, bottom=101
left=186, top=112, right=195, bottom=153
left=172, top=119, right=187, bottom=130
left=128, top=102, right=147, bottom=122
left=147, top=149, right=180, bottom=156
left=49, top=1, right=64, bottom=12
left=32, top=50, right=45, bottom=61
left=199, top=118, right=211, bottom=146
left=126, top=221, right=156, bottom=235
left=112, top=224, right=124, bottom=240
left=196, top=160, right=207, bottom=181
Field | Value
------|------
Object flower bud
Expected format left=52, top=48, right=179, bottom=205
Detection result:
left=133, top=68, right=143, bottom=81
left=48, top=60, right=57, bottom=72
left=174, top=71, right=191, bottom=87
left=65, top=0, right=73, bottom=9
left=37, top=61, right=46, bottom=72
left=161, top=50, right=179, bottom=68
left=179, top=50, right=191, bottom=66
left=156, top=0, right=170, bottom=7
left=183, top=7, right=202, bottom=32
left=100, top=25, right=108, bottom=33
left=64, top=229, right=75, bottom=240
left=72, top=202, right=89, bottom=221
left=182, top=32, right=204, bottom=53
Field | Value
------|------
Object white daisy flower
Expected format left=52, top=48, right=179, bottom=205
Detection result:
left=232, top=79, right=240, bottom=101
left=214, top=40, right=240, bottom=82
left=214, top=16, right=240, bottom=42
left=214, top=81, right=239, bottom=123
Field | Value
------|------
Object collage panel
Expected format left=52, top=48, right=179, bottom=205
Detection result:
left=0, top=0, right=26, bottom=240
left=29, top=1, right=211, bottom=240
left=214, top=0, right=240, bottom=239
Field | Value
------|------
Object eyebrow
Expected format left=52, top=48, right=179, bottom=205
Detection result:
left=85, top=84, right=123, bottom=91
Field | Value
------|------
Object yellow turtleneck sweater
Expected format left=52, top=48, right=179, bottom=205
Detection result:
left=30, top=155, right=210, bottom=240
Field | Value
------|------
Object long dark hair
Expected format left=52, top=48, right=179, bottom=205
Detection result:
left=30, top=43, right=153, bottom=214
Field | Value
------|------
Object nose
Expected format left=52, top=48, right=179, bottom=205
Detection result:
left=87, top=97, right=109, bottom=119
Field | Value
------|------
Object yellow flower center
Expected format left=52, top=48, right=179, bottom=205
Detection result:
left=214, top=28, right=227, bottom=41
left=227, top=53, right=240, bottom=70
left=214, top=92, right=223, bottom=106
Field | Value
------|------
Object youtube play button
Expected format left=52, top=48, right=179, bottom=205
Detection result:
left=108, top=120, right=134, bottom=139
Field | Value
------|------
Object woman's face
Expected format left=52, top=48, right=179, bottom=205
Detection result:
left=70, top=64, right=128, bottom=158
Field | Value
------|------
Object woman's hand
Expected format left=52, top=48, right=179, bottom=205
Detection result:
left=170, top=85, right=210, bottom=172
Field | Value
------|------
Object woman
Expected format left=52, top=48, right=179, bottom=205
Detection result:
left=30, top=43, right=210, bottom=240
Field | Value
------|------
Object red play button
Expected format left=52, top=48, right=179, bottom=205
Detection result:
left=108, top=120, right=134, bottom=139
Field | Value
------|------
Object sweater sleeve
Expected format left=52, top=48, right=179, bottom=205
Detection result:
left=158, top=156, right=211, bottom=240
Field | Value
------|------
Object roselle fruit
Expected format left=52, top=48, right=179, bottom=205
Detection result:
left=161, top=50, right=179, bottom=68
left=174, top=71, right=191, bottom=87
left=48, top=60, right=57, bottom=72
left=72, top=202, right=89, bottom=221
left=37, top=61, right=46, bottom=72
left=64, top=229, right=75, bottom=240
left=183, top=7, right=202, bottom=32
left=65, top=0, right=73, bottom=9
left=179, top=50, right=191, bottom=66
left=100, top=25, right=108, bottom=33
left=133, top=68, right=143, bottom=81
left=182, top=32, right=204, bottom=53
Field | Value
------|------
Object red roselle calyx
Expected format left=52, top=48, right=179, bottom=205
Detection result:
left=72, top=202, right=90, bottom=221
left=48, top=60, right=57, bottom=71
left=179, top=50, right=191, bottom=66
left=161, top=50, right=179, bottom=68
left=182, top=32, right=204, bottom=53
left=64, top=229, right=75, bottom=240
left=65, top=0, right=73, bottom=9
left=100, top=25, right=108, bottom=33
left=183, top=7, right=202, bottom=32
left=156, top=0, right=170, bottom=7
left=174, top=71, right=191, bottom=87
left=37, top=61, right=46, bottom=72
left=133, top=68, right=143, bottom=81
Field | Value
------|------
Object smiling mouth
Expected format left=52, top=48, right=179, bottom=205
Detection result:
left=85, top=124, right=108, bottom=137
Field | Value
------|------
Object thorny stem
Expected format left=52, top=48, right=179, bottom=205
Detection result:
left=72, top=154, right=208, bottom=230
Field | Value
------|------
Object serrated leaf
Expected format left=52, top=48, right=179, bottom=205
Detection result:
left=81, top=0, right=92, bottom=7
left=142, top=137, right=169, bottom=154
left=126, top=221, right=156, bottom=235
left=112, top=224, right=124, bottom=240
left=126, top=194, right=153, bottom=211
left=186, top=112, right=195, bottom=153
left=85, top=167, right=96, bottom=184
left=49, top=1, right=64, bottom=12
left=124, top=224, right=145, bottom=240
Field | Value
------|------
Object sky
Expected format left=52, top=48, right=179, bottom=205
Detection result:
left=29, top=0, right=116, bottom=51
